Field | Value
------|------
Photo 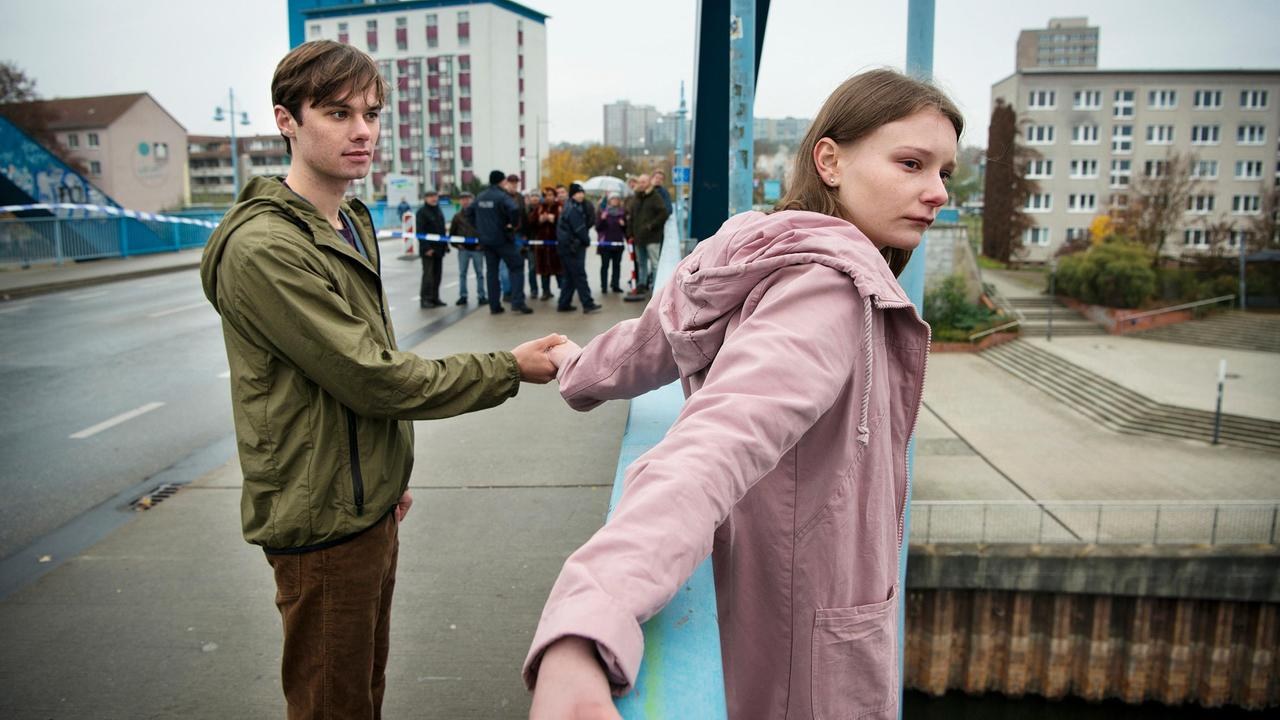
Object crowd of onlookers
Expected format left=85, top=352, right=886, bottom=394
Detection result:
left=407, top=169, right=673, bottom=315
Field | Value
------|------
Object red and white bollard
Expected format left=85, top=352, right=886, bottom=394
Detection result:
left=402, top=211, right=416, bottom=256
left=623, top=237, right=646, bottom=302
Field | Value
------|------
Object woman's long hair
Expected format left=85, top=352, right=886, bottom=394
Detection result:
left=774, top=69, right=963, bottom=276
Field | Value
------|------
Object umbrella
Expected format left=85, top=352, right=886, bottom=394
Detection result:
left=581, top=175, right=631, bottom=198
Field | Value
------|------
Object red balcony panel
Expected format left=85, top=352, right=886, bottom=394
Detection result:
left=459, top=54, right=470, bottom=69
left=338, top=32, right=349, bottom=44
left=460, top=97, right=472, bottom=112
left=460, top=122, right=472, bottom=135
left=395, top=28, right=407, bottom=46
left=398, top=100, right=410, bottom=116
left=462, top=170, right=475, bottom=185
left=458, top=22, right=470, bottom=39
left=428, top=98, right=441, bottom=113
left=366, top=31, right=378, bottom=48
left=396, top=59, right=408, bottom=72
left=399, top=124, right=410, bottom=139
left=397, top=77, right=409, bottom=91
left=460, top=147, right=473, bottom=163
left=519, top=126, right=525, bottom=138
left=427, top=26, right=438, bottom=41
left=429, top=123, right=442, bottom=137
left=518, top=30, right=523, bottom=45
left=400, top=148, right=412, bottom=163
left=428, top=75, right=440, bottom=90
left=519, top=101, right=525, bottom=115
left=373, top=171, right=385, bottom=187
left=459, top=72, right=471, bottom=87
left=518, top=56, right=524, bottom=69
left=518, top=78, right=524, bottom=93
left=427, top=57, right=438, bottom=72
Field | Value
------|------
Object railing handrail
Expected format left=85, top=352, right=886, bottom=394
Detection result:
left=968, top=319, right=1021, bottom=341
left=915, top=499, right=1279, bottom=507
left=1124, top=294, right=1236, bottom=323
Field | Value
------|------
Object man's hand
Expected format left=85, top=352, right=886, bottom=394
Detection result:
left=512, top=334, right=568, bottom=384
left=529, top=637, right=620, bottom=720
left=548, top=339, right=582, bottom=377
left=395, top=490, right=413, bottom=522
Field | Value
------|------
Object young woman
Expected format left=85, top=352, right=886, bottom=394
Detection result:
left=594, top=193, right=627, bottom=294
left=525, top=69, right=961, bottom=720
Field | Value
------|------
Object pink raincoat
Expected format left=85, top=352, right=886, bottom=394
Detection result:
left=524, top=210, right=931, bottom=719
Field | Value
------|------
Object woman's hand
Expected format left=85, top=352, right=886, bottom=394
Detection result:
left=529, top=637, right=620, bottom=720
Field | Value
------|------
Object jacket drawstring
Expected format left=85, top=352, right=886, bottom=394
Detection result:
left=857, top=295, right=874, bottom=446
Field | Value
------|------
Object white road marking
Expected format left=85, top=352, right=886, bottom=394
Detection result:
left=70, top=402, right=165, bottom=439
left=441, top=281, right=458, bottom=289
left=0, top=303, right=33, bottom=315
left=148, top=301, right=208, bottom=318
left=68, top=290, right=109, bottom=301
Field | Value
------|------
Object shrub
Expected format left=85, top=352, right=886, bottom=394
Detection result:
left=925, top=275, right=1008, bottom=341
left=1053, top=242, right=1156, bottom=308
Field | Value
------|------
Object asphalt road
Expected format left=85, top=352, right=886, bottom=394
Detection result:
left=0, top=240, right=476, bottom=560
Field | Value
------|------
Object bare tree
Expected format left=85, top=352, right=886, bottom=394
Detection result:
left=1246, top=179, right=1279, bottom=251
left=0, top=61, right=39, bottom=103
left=1121, top=150, right=1199, bottom=261
left=981, top=100, right=1038, bottom=263
left=0, top=61, right=88, bottom=175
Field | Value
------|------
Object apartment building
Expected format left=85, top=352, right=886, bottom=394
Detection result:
left=991, top=69, right=1280, bottom=261
left=295, top=0, right=549, bottom=197
left=187, top=135, right=291, bottom=205
left=1016, top=17, right=1099, bottom=71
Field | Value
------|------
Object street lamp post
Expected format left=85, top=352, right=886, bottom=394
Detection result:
left=213, top=88, right=251, bottom=201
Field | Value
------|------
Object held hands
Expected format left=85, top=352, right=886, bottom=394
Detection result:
left=512, top=335, right=583, bottom=383
left=529, top=637, right=620, bottom=720
left=548, top=339, right=582, bottom=375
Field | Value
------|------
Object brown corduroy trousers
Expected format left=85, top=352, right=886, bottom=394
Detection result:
left=266, top=512, right=399, bottom=720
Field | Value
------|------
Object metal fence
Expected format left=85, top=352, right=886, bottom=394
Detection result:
left=0, top=216, right=213, bottom=266
left=912, top=500, right=1280, bottom=546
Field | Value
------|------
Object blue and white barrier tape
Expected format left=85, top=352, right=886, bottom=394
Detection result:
left=375, top=230, right=627, bottom=248
left=0, top=203, right=219, bottom=228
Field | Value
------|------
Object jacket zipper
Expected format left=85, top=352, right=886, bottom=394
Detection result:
left=345, top=407, right=365, bottom=516
left=873, top=299, right=932, bottom=555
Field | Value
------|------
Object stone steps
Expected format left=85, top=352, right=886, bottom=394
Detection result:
left=1133, top=311, right=1280, bottom=353
left=981, top=340, right=1280, bottom=452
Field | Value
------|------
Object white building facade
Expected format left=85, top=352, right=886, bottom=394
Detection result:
left=992, top=69, right=1280, bottom=261
left=301, top=0, right=548, bottom=198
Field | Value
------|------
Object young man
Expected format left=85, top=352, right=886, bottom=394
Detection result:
left=628, top=173, right=670, bottom=294
left=199, top=40, right=563, bottom=719
left=554, top=182, right=602, bottom=314
left=415, top=189, right=448, bottom=308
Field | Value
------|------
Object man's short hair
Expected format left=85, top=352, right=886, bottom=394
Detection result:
left=489, top=170, right=507, bottom=185
left=272, top=40, right=386, bottom=155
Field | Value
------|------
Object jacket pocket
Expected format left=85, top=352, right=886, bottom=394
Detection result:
left=344, top=408, right=365, bottom=516
left=811, top=585, right=898, bottom=720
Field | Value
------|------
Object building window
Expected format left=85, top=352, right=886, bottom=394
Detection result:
left=1073, top=90, right=1101, bottom=110
left=1146, top=125, right=1175, bottom=145
left=426, top=14, right=438, bottom=48
left=1025, top=193, right=1052, bottom=212
left=458, top=10, right=470, bottom=46
left=1147, top=89, right=1177, bottom=109
left=1028, top=90, right=1056, bottom=109
left=1237, top=124, right=1266, bottom=145
left=366, top=19, right=378, bottom=52
left=1184, top=228, right=1210, bottom=247
left=66, top=133, right=79, bottom=148
left=1232, top=195, right=1262, bottom=214
left=1023, top=227, right=1051, bottom=246
left=1069, top=159, right=1099, bottom=178
left=1186, top=194, right=1215, bottom=214
left=87, top=132, right=99, bottom=147
left=309, top=23, right=321, bottom=38
left=1111, top=124, right=1133, bottom=154
left=1143, top=159, right=1168, bottom=178
left=1067, top=193, right=1097, bottom=213
left=1229, top=230, right=1249, bottom=249
left=1190, top=124, right=1220, bottom=145
left=1113, top=89, right=1135, bottom=118
left=1236, top=160, right=1264, bottom=179
left=1110, top=159, right=1132, bottom=187
left=1071, top=124, right=1099, bottom=144
left=337, top=22, right=348, bottom=44
left=1109, top=192, right=1130, bottom=209
left=1065, top=227, right=1089, bottom=243
left=459, top=54, right=470, bottom=72
left=395, top=16, right=407, bottom=50
left=1240, top=90, right=1269, bottom=110
left=1026, top=159, right=1053, bottom=178
left=1025, top=124, right=1055, bottom=144
left=1193, top=89, right=1222, bottom=109
left=1192, top=159, right=1219, bottom=179
left=89, top=160, right=101, bottom=175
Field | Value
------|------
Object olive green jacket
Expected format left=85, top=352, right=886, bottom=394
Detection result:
left=201, top=177, right=520, bottom=552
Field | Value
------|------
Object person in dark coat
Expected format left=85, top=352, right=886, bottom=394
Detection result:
left=465, top=170, right=533, bottom=314
left=555, top=183, right=601, bottom=314
left=595, top=193, right=626, bottom=294
left=531, top=186, right=564, bottom=300
left=415, top=190, right=448, bottom=308
left=449, top=192, right=486, bottom=305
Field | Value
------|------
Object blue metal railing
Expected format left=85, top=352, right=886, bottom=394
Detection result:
left=0, top=216, right=213, bottom=266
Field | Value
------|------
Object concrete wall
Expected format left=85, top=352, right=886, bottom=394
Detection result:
left=904, top=544, right=1280, bottom=710
left=925, top=224, right=983, bottom=303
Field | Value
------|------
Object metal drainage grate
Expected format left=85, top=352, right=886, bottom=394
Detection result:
left=130, top=483, right=182, bottom=511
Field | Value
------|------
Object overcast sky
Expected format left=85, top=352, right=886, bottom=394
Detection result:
left=4, top=0, right=1278, bottom=149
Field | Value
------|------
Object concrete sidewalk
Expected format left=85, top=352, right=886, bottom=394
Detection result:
left=0, top=250, right=205, bottom=300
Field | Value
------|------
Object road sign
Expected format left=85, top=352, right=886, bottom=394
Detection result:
left=672, top=166, right=691, bottom=184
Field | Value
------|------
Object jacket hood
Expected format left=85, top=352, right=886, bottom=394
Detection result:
left=199, top=175, right=368, bottom=312
left=662, top=211, right=917, bottom=443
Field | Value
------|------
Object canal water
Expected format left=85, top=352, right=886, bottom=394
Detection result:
left=904, top=690, right=1268, bottom=718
